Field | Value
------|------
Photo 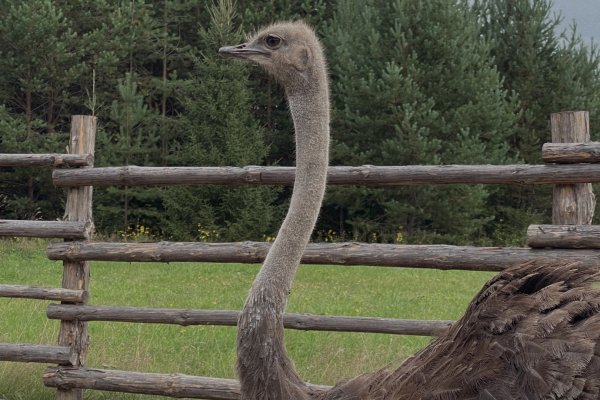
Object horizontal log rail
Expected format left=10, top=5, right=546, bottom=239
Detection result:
left=0, top=284, right=87, bottom=302
left=43, top=367, right=330, bottom=399
left=542, top=142, right=600, bottom=163
left=0, top=153, right=93, bottom=168
left=46, top=241, right=600, bottom=272
left=0, top=343, right=76, bottom=364
left=0, top=219, right=92, bottom=239
left=52, top=164, right=600, bottom=187
left=47, top=304, right=452, bottom=336
left=527, top=224, right=600, bottom=249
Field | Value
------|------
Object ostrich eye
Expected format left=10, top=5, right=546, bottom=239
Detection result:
left=265, top=35, right=282, bottom=48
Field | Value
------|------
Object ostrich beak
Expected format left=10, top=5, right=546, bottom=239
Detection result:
left=219, top=43, right=268, bottom=60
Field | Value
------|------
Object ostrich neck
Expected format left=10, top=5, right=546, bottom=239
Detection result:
left=237, top=74, right=330, bottom=398
left=253, top=84, right=330, bottom=295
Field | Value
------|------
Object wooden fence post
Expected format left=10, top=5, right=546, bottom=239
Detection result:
left=57, top=116, right=96, bottom=400
left=551, top=111, right=595, bottom=224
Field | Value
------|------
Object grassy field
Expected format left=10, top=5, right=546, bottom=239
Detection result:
left=0, top=239, right=494, bottom=399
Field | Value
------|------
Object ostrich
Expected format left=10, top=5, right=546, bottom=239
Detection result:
left=219, top=21, right=600, bottom=400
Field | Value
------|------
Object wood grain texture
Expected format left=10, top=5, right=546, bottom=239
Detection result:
left=46, top=304, right=453, bottom=336
left=46, top=241, right=600, bottom=271
left=43, top=367, right=329, bottom=399
left=527, top=224, right=600, bottom=248
left=0, top=343, right=76, bottom=364
left=542, top=142, right=600, bottom=163
left=0, top=284, right=86, bottom=302
left=57, top=115, right=96, bottom=400
left=52, top=164, right=600, bottom=187
left=0, top=219, right=91, bottom=239
left=0, top=153, right=92, bottom=167
left=551, top=111, right=596, bottom=224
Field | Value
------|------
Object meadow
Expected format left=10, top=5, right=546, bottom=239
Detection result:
left=0, top=239, right=494, bottom=399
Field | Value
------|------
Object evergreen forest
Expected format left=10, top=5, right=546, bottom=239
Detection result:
left=1, top=0, right=599, bottom=245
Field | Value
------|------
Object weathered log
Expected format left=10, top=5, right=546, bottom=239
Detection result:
left=527, top=224, right=600, bottom=249
left=46, top=241, right=600, bottom=272
left=52, top=164, right=600, bottom=187
left=0, top=153, right=92, bottom=168
left=58, top=115, right=96, bottom=400
left=46, top=304, right=453, bottom=336
left=43, top=367, right=329, bottom=399
left=551, top=112, right=596, bottom=224
left=0, top=343, right=76, bottom=365
left=44, top=367, right=242, bottom=399
left=0, top=219, right=92, bottom=239
left=542, top=142, right=600, bottom=164
left=0, top=284, right=87, bottom=302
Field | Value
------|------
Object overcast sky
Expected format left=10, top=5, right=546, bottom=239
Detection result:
left=551, top=0, right=600, bottom=46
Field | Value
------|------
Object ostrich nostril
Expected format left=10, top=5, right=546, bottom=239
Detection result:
left=218, top=43, right=249, bottom=57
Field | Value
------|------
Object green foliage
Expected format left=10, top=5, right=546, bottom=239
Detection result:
left=94, top=73, right=162, bottom=233
left=0, top=106, right=65, bottom=220
left=161, top=0, right=281, bottom=241
left=0, top=0, right=599, bottom=243
left=472, top=0, right=600, bottom=163
left=0, top=0, right=82, bottom=132
left=472, top=0, right=600, bottom=235
left=322, top=0, right=518, bottom=243
left=0, top=0, right=80, bottom=220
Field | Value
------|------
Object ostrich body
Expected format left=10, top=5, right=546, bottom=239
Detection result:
left=220, top=21, right=600, bottom=400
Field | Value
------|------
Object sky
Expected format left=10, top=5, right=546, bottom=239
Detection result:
left=551, top=0, right=600, bottom=46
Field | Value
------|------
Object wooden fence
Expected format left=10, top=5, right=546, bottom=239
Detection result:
left=1, top=111, right=599, bottom=399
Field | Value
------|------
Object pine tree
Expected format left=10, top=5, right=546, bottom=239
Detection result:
left=322, top=0, right=518, bottom=244
left=72, top=1, right=197, bottom=236
left=0, top=0, right=81, bottom=219
left=161, top=0, right=280, bottom=241
left=0, top=106, right=60, bottom=220
left=472, top=0, right=600, bottom=236
left=94, top=73, right=163, bottom=234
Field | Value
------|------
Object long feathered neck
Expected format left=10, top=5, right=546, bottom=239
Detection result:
left=237, top=57, right=330, bottom=399
left=255, top=83, right=330, bottom=293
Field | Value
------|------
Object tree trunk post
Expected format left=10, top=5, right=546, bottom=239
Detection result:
left=551, top=111, right=595, bottom=224
left=56, top=115, right=96, bottom=400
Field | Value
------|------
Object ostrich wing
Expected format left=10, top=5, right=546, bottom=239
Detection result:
left=323, top=262, right=600, bottom=400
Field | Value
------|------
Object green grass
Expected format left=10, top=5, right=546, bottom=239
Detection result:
left=0, top=239, right=494, bottom=399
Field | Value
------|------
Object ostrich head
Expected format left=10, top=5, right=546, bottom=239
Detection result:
left=219, top=21, right=325, bottom=92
